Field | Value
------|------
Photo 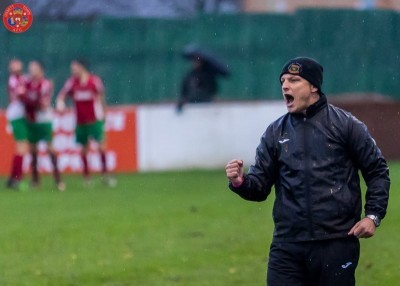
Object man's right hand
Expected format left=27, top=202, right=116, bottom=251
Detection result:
left=225, top=159, right=244, bottom=187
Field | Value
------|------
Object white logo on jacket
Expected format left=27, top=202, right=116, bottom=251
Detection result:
left=278, top=138, right=290, bottom=144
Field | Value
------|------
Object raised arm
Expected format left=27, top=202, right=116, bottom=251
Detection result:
left=56, top=78, right=73, bottom=112
left=225, top=125, right=278, bottom=202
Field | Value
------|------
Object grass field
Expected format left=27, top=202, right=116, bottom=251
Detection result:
left=0, top=164, right=399, bottom=286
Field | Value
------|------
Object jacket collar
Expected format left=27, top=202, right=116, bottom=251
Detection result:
left=306, top=93, right=327, bottom=117
left=292, top=93, right=327, bottom=119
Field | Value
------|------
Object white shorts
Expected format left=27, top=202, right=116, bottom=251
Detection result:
left=36, top=108, right=54, bottom=123
left=6, top=100, right=25, bottom=121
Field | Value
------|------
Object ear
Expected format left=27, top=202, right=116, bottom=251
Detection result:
left=310, top=85, right=318, bottom=93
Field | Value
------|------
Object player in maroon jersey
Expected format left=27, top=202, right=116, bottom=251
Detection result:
left=5, top=59, right=29, bottom=190
left=24, top=61, right=65, bottom=191
left=56, top=60, right=115, bottom=186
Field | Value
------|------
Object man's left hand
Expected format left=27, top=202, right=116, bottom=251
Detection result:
left=348, top=218, right=376, bottom=238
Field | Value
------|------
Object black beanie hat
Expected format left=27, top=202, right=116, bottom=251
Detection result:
left=279, top=57, right=324, bottom=95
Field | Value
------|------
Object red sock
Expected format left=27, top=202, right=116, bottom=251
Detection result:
left=31, top=152, right=39, bottom=184
left=100, top=151, right=107, bottom=175
left=50, top=152, right=61, bottom=184
left=81, top=153, right=89, bottom=178
left=10, top=154, right=23, bottom=181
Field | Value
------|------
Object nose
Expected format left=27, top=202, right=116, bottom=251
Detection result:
left=281, top=80, right=289, bottom=91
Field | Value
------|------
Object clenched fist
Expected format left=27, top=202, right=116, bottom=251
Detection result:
left=225, top=159, right=244, bottom=187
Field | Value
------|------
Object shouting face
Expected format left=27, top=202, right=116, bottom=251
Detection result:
left=280, top=74, right=319, bottom=114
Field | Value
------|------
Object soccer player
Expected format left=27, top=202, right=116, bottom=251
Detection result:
left=225, top=57, right=390, bottom=286
left=5, top=59, right=29, bottom=190
left=56, top=60, right=114, bottom=185
left=24, top=61, right=65, bottom=191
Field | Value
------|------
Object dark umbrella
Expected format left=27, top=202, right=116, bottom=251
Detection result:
left=182, top=44, right=230, bottom=77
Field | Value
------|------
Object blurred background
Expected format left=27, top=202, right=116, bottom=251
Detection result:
left=1, top=1, right=399, bottom=99
left=0, top=0, right=399, bottom=105
left=1, top=0, right=400, bottom=172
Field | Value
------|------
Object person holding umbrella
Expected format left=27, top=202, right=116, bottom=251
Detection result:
left=177, top=44, right=230, bottom=113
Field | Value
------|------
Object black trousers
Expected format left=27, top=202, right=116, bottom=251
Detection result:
left=267, top=237, right=360, bottom=286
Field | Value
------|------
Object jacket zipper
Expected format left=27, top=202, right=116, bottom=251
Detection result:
left=303, top=116, right=314, bottom=239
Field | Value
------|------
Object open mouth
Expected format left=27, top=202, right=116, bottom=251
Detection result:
left=284, top=94, right=294, bottom=105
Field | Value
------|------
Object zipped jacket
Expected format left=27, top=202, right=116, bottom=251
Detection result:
left=230, top=95, right=390, bottom=242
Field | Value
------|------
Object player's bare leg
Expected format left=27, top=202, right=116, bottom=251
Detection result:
left=30, top=144, right=40, bottom=188
left=98, top=141, right=117, bottom=187
left=47, top=144, right=65, bottom=192
left=99, top=140, right=107, bottom=176
left=7, top=141, right=29, bottom=190
left=81, top=145, right=91, bottom=185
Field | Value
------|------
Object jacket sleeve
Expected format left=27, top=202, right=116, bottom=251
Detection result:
left=347, top=116, right=390, bottom=220
left=229, top=125, right=278, bottom=202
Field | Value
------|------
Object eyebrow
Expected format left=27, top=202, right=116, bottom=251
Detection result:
left=281, top=75, right=302, bottom=81
left=281, top=75, right=296, bottom=81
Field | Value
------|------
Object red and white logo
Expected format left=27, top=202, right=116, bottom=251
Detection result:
left=3, top=3, right=33, bottom=33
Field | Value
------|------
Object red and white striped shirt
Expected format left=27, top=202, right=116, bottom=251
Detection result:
left=60, top=74, right=105, bottom=124
left=24, top=77, right=53, bottom=122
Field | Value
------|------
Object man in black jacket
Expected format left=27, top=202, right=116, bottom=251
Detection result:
left=225, top=57, right=390, bottom=286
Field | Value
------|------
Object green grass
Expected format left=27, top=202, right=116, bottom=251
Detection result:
left=0, top=164, right=399, bottom=286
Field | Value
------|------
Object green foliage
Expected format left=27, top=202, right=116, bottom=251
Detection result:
left=0, top=165, right=398, bottom=285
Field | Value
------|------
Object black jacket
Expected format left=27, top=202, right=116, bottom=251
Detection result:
left=230, top=95, right=390, bottom=242
left=177, top=67, right=218, bottom=110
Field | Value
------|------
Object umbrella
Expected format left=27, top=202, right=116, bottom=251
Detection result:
left=182, top=44, right=230, bottom=77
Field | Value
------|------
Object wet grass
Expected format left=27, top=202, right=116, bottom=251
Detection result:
left=0, top=164, right=398, bottom=285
